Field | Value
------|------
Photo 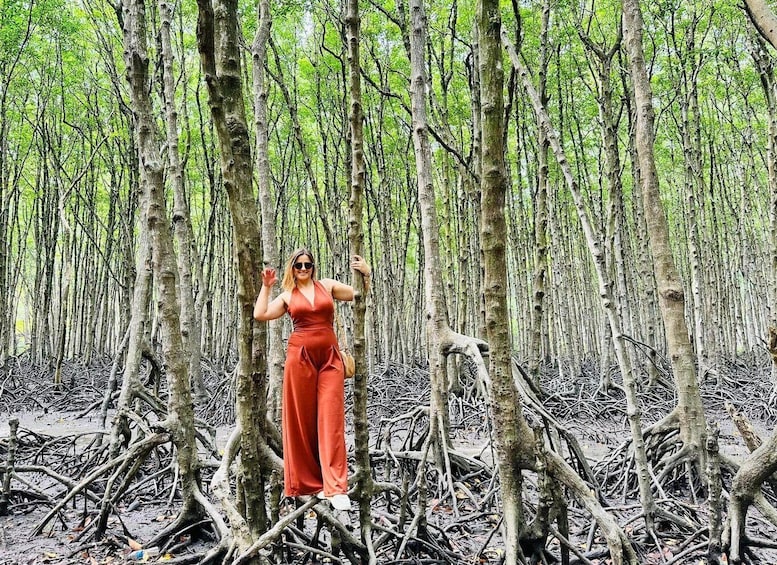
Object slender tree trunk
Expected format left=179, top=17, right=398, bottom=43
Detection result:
left=466, top=24, right=486, bottom=341
left=120, top=0, right=202, bottom=525
left=529, top=0, right=551, bottom=387
left=159, top=0, right=206, bottom=402
left=622, top=0, right=708, bottom=478
left=504, top=30, right=657, bottom=535
left=0, top=88, right=8, bottom=362
left=105, top=153, right=151, bottom=464
left=0, top=1, right=33, bottom=362
left=401, top=0, right=452, bottom=470
left=196, top=0, right=271, bottom=545
left=673, top=15, right=709, bottom=372
left=252, top=0, right=284, bottom=425
left=479, top=2, right=528, bottom=562
left=31, top=148, right=59, bottom=365
left=345, top=0, right=375, bottom=559
left=53, top=182, right=72, bottom=386
left=619, top=51, right=661, bottom=388
left=750, top=32, right=777, bottom=393
left=579, top=24, right=636, bottom=391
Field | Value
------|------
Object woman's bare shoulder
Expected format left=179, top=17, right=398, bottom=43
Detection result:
left=318, top=278, right=336, bottom=293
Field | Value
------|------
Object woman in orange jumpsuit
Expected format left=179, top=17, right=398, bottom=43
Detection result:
left=253, top=248, right=371, bottom=511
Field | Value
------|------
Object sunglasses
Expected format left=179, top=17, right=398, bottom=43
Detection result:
left=294, top=262, right=314, bottom=270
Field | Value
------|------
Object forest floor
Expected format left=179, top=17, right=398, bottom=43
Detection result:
left=0, top=352, right=776, bottom=564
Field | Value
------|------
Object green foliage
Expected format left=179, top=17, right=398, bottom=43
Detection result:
left=3, top=0, right=777, bottom=362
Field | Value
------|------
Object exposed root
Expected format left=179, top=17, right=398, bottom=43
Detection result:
left=4, top=356, right=777, bottom=563
left=233, top=497, right=319, bottom=564
left=33, top=432, right=170, bottom=536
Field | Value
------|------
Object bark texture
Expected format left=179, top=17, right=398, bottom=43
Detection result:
left=725, top=431, right=777, bottom=563
left=345, top=0, right=375, bottom=559
left=159, top=0, right=206, bottom=402
left=252, top=0, right=284, bottom=425
left=196, top=0, right=270, bottom=546
left=748, top=17, right=777, bottom=392
left=120, top=0, right=202, bottom=529
left=529, top=0, right=551, bottom=385
left=744, top=0, right=777, bottom=51
left=405, top=0, right=453, bottom=471
left=478, top=2, right=530, bottom=562
left=622, top=0, right=708, bottom=477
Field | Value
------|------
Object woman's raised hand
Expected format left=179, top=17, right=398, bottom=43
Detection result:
left=350, top=255, right=371, bottom=276
left=261, top=267, right=278, bottom=287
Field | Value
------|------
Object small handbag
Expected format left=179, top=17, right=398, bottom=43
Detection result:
left=334, top=309, right=355, bottom=378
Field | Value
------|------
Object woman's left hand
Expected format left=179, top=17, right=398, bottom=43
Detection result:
left=351, top=255, right=371, bottom=276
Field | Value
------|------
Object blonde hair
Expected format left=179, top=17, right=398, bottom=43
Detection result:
left=281, top=248, right=317, bottom=291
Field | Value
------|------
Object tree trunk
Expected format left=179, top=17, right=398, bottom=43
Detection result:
left=744, top=0, right=777, bottom=52
left=620, top=57, right=662, bottom=388
left=529, top=0, right=551, bottom=386
left=579, top=23, right=637, bottom=391
left=159, top=0, right=206, bottom=403
left=106, top=231, right=152, bottom=458
left=401, top=0, right=453, bottom=471
left=345, top=0, right=375, bottom=559
left=673, top=14, right=709, bottom=372
left=195, top=0, right=271, bottom=545
left=622, top=0, right=708, bottom=479
left=120, top=0, right=202, bottom=526
left=467, top=25, right=486, bottom=341
left=251, top=0, right=284, bottom=425
left=0, top=1, right=33, bottom=362
left=503, top=30, right=657, bottom=535
left=725, top=430, right=777, bottom=563
left=750, top=29, right=777, bottom=394
left=478, top=1, right=528, bottom=561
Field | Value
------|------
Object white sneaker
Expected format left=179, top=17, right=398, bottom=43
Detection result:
left=316, top=491, right=326, bottom=500
left=329, top=494, right=351, bottom=511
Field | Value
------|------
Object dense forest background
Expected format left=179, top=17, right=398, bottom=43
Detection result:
left=3, top=0, right=777, bottom=563
left=3, top=0, right=775, bottom=370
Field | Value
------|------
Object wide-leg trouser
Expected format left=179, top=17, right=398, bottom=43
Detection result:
left=282, top=330, right=347, bottom=497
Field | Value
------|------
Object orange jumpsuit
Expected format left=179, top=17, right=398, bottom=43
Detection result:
left=282, top=280, right=348, bottom=497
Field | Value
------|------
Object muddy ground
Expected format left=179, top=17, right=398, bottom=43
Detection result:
left=1, top=353, right=776, bottom=564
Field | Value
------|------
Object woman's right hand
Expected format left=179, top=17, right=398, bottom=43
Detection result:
left=261, top=267, right=278, bottom=287
left=255, top=268, right=286, bottom=321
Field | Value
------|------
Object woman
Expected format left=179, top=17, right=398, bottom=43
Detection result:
left=253, top=248, right=371, bottom=511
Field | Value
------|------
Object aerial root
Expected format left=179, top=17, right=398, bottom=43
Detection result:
left=33, top=432, right=170, bottom=537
